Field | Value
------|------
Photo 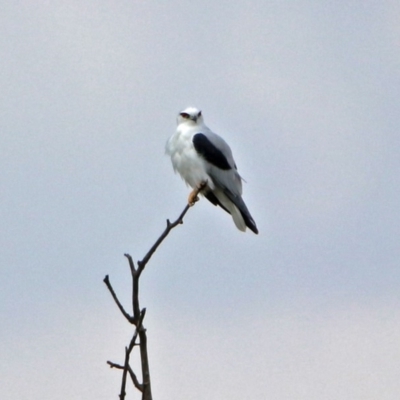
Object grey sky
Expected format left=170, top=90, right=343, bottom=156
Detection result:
left=1, top=1, right=400, bottom=399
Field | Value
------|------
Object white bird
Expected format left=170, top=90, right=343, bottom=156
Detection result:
left=166, top=107, right=258, bottom=234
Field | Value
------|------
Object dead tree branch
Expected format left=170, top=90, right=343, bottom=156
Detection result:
left=104, top=187, right=204, bottom=400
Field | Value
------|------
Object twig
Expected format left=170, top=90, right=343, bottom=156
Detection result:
left=112, top=308, right=146, bottom=399
left=108, top=362, right=143, bottom=392
left=103, top=275, right=134, bottom=324
left=137, top=204, right=189, bottom=272
left=137, top=183, right=205, bottom=274
left=119, top=347, right=129, bottom=400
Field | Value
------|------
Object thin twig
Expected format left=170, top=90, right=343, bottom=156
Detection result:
left=107, top=362, right=143, bottom=392
left=103, top=275, right=134, bottom=324
left=138, top=184, right=205, bottom=274
left=108, top=308, right=147, bottom=398
left=137, top=204, right=190, bottom=272
left=125, top=253, right=136, bottom=274
left=119, top=347, right=130, bottom=400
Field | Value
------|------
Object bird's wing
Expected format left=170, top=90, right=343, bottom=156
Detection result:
left=210, top=169, right=258, bottom=234
left=192, top=130, right=258, bottom=234
left=192, top=131, right=242, bottom=194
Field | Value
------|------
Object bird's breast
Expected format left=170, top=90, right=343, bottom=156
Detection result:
left=167, top=132, right=212, bottom=189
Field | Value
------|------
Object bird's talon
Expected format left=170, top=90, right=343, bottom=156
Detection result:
left=188, top=192, right=199, bottom=206
left=188, top=182, right=207, bottom=206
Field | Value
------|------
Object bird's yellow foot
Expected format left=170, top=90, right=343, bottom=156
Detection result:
left=188, top=181, right=207, bottom=206
left=188, top=190, right=199, bottom=206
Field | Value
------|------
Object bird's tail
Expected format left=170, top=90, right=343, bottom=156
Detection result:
left=214, top=189, right=258, bottom=234
left=230, top=204, right=247, bottom=232
left=223, top=190, right=258, bottom=234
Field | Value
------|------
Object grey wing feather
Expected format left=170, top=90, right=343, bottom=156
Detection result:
left=200, top=129, right=243, bottom=195
left=223, top=188, right=258, bottom=234
left=205, top=139, right=258, bottom=233
left=210, top=169, right=258, bottom=234
left=208, top=165, right=243, bottom=196
left=203, top=130, right=258, bottom=234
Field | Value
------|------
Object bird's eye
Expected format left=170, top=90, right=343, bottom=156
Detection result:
left=180, top=112, right=190, bottom=119
left=198, top=111, right=202, bottom=117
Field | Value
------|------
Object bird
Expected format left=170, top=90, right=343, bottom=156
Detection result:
left=166, top=107, right=258, bottom=234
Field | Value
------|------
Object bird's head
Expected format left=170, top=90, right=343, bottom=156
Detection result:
left=177, top=107, right=204, bottom=126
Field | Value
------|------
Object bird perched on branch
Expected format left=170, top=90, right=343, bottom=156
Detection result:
left=166, top=107, right=258, bottom=234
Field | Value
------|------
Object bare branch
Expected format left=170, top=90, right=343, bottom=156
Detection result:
left=119, top=347, right=129, bottom=400
left=103, top=275, right=134, bottom=324
left=105, top=196, right=203, bottom=400
left=139, top=327, right=151, bottom=399
left=107, top=362, right=143, bottom=392
left=137, top=204, right=189, bottom=273
left=111, top=308, right=146, bottom=399
left=107, top=360, right=124, bottom=369
left=127, top=365, right=143, bottom=393
left=138, top=184, right=205, bottom=274
left=124, top=253, right=136, bottom=274
left=132, top=272, right=141, bottom=324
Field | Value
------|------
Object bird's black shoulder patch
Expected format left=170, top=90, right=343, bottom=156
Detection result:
left=193, top=133, right=231, bottom=170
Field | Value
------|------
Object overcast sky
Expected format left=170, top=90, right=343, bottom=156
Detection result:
left=1, top=1, right=400, bottom=399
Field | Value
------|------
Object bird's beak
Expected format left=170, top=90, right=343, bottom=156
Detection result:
left=191, top=116, right=197, bottom=122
